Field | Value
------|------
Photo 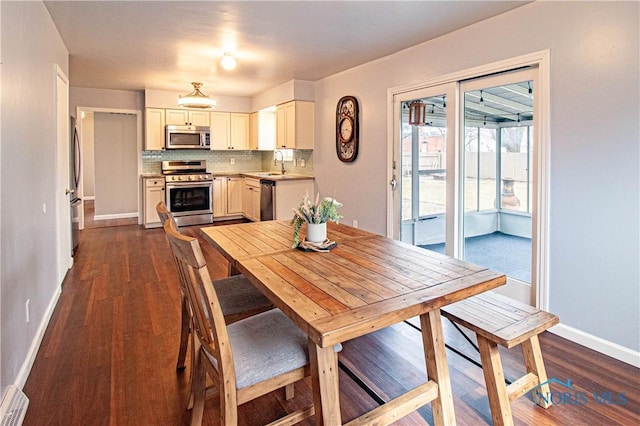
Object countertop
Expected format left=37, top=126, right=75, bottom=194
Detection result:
left=142, top=172, right=314, bottom=181
left=212, top=171, right=314, bottom=181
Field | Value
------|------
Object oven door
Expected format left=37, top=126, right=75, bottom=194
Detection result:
left=165, top=181, right=213, bottom=216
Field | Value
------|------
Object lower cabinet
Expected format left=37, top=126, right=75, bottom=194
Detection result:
left=213, top=176, right=244, bottom=220
left=243, top=177, right=261, bottom=222
left=143, top=177, right=165, bottom=228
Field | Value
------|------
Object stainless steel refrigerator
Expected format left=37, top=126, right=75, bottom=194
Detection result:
left=70, top=117, right=81, bottom=256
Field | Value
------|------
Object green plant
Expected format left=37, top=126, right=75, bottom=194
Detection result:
left=291, top=193, right=342, bottom=248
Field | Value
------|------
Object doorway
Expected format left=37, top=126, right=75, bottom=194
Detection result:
left=389, top=54, right=550, bottom=308
left=76, top=108, right=142, bottom=229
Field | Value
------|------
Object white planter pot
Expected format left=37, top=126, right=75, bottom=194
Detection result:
left=306, top=222, right=327, bottom=243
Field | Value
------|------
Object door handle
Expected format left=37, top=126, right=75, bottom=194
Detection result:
left=390, top=177, right=397, bottom=191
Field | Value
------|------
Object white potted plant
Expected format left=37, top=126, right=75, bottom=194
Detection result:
left=291, top=193, right=342, bottom=248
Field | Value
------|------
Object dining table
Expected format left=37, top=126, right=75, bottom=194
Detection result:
left=201, top=220, right=506, bottom=425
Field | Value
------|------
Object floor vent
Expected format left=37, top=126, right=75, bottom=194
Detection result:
left=0, top=386, right=29, bottom=426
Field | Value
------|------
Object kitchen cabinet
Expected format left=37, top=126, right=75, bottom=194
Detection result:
left=275, top=101, right=314, bottom=149
left=227, top=176, right=244, bottom=215
left=250, top=109, right=276, bottom=151
left=212, top=176, right=243, bottom=219
left=145, top=108, right=165, bottom=151
left=243, top=177, right=261, bottom=222
left=143, top=176, right=165, bottom=228
left=211, top=112, right=249, bottom=150
left=165, top=109, right=210, bottom=127
left=230, top=113, right=249, bottom=150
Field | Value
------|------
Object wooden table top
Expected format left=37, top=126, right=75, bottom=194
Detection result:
left=235, top=233, right=506, bottom=348
left=200, top=220, right=378, bottom=263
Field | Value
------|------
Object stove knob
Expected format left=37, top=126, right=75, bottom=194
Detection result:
left=178, top=176, right=183, bottom=181
left=189, top=176, right=194, bottom=181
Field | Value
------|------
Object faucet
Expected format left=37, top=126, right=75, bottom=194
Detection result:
left=274, top=150, right=286, bottom=174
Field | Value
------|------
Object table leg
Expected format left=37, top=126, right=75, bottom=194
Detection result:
left=420, top=310, right=457, bottom=426
left=227, top=260, right=239, bottom=276
left=309, top=339, right=341, bottom=426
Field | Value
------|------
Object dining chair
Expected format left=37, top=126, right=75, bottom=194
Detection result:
left=163, top=219, right=331, bottom=425
left=156, top=201, right=273, bottom=370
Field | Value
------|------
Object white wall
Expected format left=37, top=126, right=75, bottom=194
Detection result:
left=71, top=87, right=144, bottom=115
left=0, top=1, right=69, bottom=396
left=313, top=1, right=639, bottom=360
left=93, top=112, right=138, bottom=216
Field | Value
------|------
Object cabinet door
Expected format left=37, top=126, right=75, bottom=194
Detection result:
left=251, top=186, right=261, bottom=221
left=145, top=108, right=165, bottom=151
left=230, top=113, right=249, bottom=150
left=212, top=177, right=226, bottom=217
left=165, top=109, right=190, bottom=125
left=243, top=182, right=254, bottom=220
left=276, top=104, right=287, bottom=149
left=284, top=102, right=296, bottom=148
left=144, top=178, right=166, bottom=227
left=210, top=112, right=231, bottom=150
left=189, top=110, right=210, bottom=127
left=226, top=177, right=243, bottom=215
left=249, top=112, right=259, bottom=150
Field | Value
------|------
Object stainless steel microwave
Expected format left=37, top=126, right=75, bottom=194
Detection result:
left=165, top=125, right=210, bottom=149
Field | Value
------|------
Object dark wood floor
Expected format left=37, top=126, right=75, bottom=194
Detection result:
left=23, top=223, right=640, bottom=425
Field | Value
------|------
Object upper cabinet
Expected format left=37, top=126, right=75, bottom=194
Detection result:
left=275, top=101, right=314, bottom=149
left=165, top=109, right=210, bottom=127
left=145, top=108, right=166, bottom=151
left=211, top=112, right=249, bottom=150
left=250, top=109, right=276, bottom=151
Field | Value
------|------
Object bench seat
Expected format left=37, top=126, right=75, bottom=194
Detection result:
left=441, top=291, right=559, bottom=426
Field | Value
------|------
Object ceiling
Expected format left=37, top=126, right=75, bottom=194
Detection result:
left=44, top=1, right=530, bottom=98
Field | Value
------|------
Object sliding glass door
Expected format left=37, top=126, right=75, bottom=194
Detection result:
left=391, top=83, right=457, bottom=255
left=391, top=67, right=541, bottom=305
left=460, top=68, right=537, bottom=302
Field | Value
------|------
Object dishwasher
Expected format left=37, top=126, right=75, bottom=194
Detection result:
left=260, top=179, right=276, bottom=221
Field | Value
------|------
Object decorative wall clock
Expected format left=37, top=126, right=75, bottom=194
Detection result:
left=336, top=96, right=359, bottom=162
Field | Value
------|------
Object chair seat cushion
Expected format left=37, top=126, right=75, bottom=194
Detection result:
left=213, top=309, right=340, bottom=390
left=220, top=309, right=308, bottom=389
left=213, top=275, right=272, bottom=316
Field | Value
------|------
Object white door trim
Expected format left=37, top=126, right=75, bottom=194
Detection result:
left=387, top=50, right=551, bottom=310
left=76, top=106, right=143, bottom=227
left=55, top=65, right=72, bottom=283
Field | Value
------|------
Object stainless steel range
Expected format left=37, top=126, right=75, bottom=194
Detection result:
left=162, top=160, right=213, bottom=226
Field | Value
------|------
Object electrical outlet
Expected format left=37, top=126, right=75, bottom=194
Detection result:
left=353, top=219, right=358, bottom=228
left=42, top=203, right=46, bottom=214
left=25, top=299, right=30, bottom=323
left=230, top=158, right=235, bottom=165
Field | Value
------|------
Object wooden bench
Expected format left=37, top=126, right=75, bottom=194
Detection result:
left=441, top=291, right=559, bottom=426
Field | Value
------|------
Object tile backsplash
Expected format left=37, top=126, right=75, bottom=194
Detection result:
left=142, top=149, right=314, bottom=175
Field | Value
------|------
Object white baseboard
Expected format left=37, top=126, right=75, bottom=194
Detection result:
left=550, top=323, right=640, bottom=368
left=93, top=212, right=138, bottom=221
left=15, top=286, right=62, bottom=388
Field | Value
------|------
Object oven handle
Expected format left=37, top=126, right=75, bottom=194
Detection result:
left=165, top=181, right=213, bottom=189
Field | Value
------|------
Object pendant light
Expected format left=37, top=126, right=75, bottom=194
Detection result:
left=408, top=100, right=427, bottom=126
left=178, top=82, right=216, bottom=109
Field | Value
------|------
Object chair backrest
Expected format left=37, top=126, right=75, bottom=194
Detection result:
left=163, top=219, right=237, bottom=386
left=156, top=201, right=175, bottom=226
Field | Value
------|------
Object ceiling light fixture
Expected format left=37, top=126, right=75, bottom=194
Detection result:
left=408, top=100, right=427, bottom=126
left=221, top=52, right=237, bottom=70
left=178, top=82, right=216, bottom=109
